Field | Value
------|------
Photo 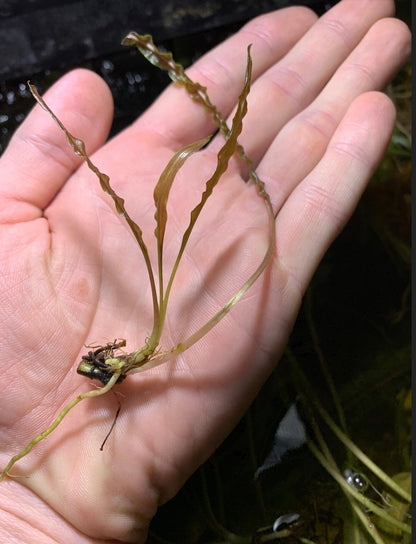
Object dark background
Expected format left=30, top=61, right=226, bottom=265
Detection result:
left=0, top=0, right=341, bottom=153
left=1, top=0, right=340, bottom=80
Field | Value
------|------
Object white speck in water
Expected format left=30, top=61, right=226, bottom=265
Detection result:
left=6, top=91, right=15, bottom=105
left=101, top=59, right=114, bottom=73
left=15, top=113, right=25, bottom=124
left=126, top=72, right=135, bottom=86
left=18, top=83, right=30, bottom=97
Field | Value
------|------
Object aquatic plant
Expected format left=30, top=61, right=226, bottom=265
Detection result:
left=0, top=34, right=275, bottom=480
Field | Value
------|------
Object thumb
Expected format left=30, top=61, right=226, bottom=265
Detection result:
left=0, top=69, right=113, bottom=224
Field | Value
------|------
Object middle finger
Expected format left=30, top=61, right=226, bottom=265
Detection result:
left=227, top=0, right=395, bottom=162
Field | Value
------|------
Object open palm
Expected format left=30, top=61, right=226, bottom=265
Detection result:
left=0, top=1, right=410, bottom=542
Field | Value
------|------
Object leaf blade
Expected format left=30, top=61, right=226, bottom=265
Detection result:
left=28, top=83, right=161, bottom=344
left=129, top=47, right=276, bottom=372
left=153, top=136, right=210, bottom=325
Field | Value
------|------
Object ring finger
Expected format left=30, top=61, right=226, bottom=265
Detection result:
left=255, top=16, right=410, bottom=212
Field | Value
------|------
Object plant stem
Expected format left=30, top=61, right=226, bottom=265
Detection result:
left=0, top=373, right=121, bottom=480
left=308, top=441, right=411, bottom=535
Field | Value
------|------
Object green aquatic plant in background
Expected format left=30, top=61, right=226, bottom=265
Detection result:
left=160, top=301, right=411, bottom=544
left=159, top=301, right=411, bottom=543
left=286, top=315, right=411, bottom=544
left=0, top=35, right=275, bottom=480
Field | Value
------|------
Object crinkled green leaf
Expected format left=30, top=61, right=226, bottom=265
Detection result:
left=123, top=34, right=273, bottom=213
left=122, top=33, right=185, bottom=82
left=31, top=39, right=276, bottom=374
left=131, top=48, right=276, bottom=371
left=177, top=46, right=252, bottom=264
left=122, top=32, right=226, bottom=134
left=154, top=137, right=209, bottom=260
left=153, top=136, right=210, bottom=323
left=160, top=46, right=253, bottom=313
left=28, top=83, right=160, bottom=335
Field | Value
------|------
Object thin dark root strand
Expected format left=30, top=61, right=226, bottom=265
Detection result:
left=100, top=399, right=121, bottom=451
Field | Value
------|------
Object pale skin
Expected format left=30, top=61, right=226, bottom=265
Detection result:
left=0, top=0, right=410, bottom=542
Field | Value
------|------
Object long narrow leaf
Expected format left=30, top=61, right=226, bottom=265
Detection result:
left=129, top=49, right=276, bottom=372
left=153, top=137, right=210, bottom=329
left=29, top=84, right=160, bottom=338
left=121, top=32, right=221, bottom=121
left=122, top=33, right=273, bottom=194
left=122, top=33, right=187, bottom=83
left=164, top=46, right=253, bottom=298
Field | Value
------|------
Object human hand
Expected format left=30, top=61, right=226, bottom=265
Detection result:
left=0, top=0, right=410, bottom=542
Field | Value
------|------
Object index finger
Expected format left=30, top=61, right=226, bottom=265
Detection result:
left=132, top=6, right=317, bottom=147
left=0, top=70, right=113, bottom=223
left=130, top=0, right=395, bottom=151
